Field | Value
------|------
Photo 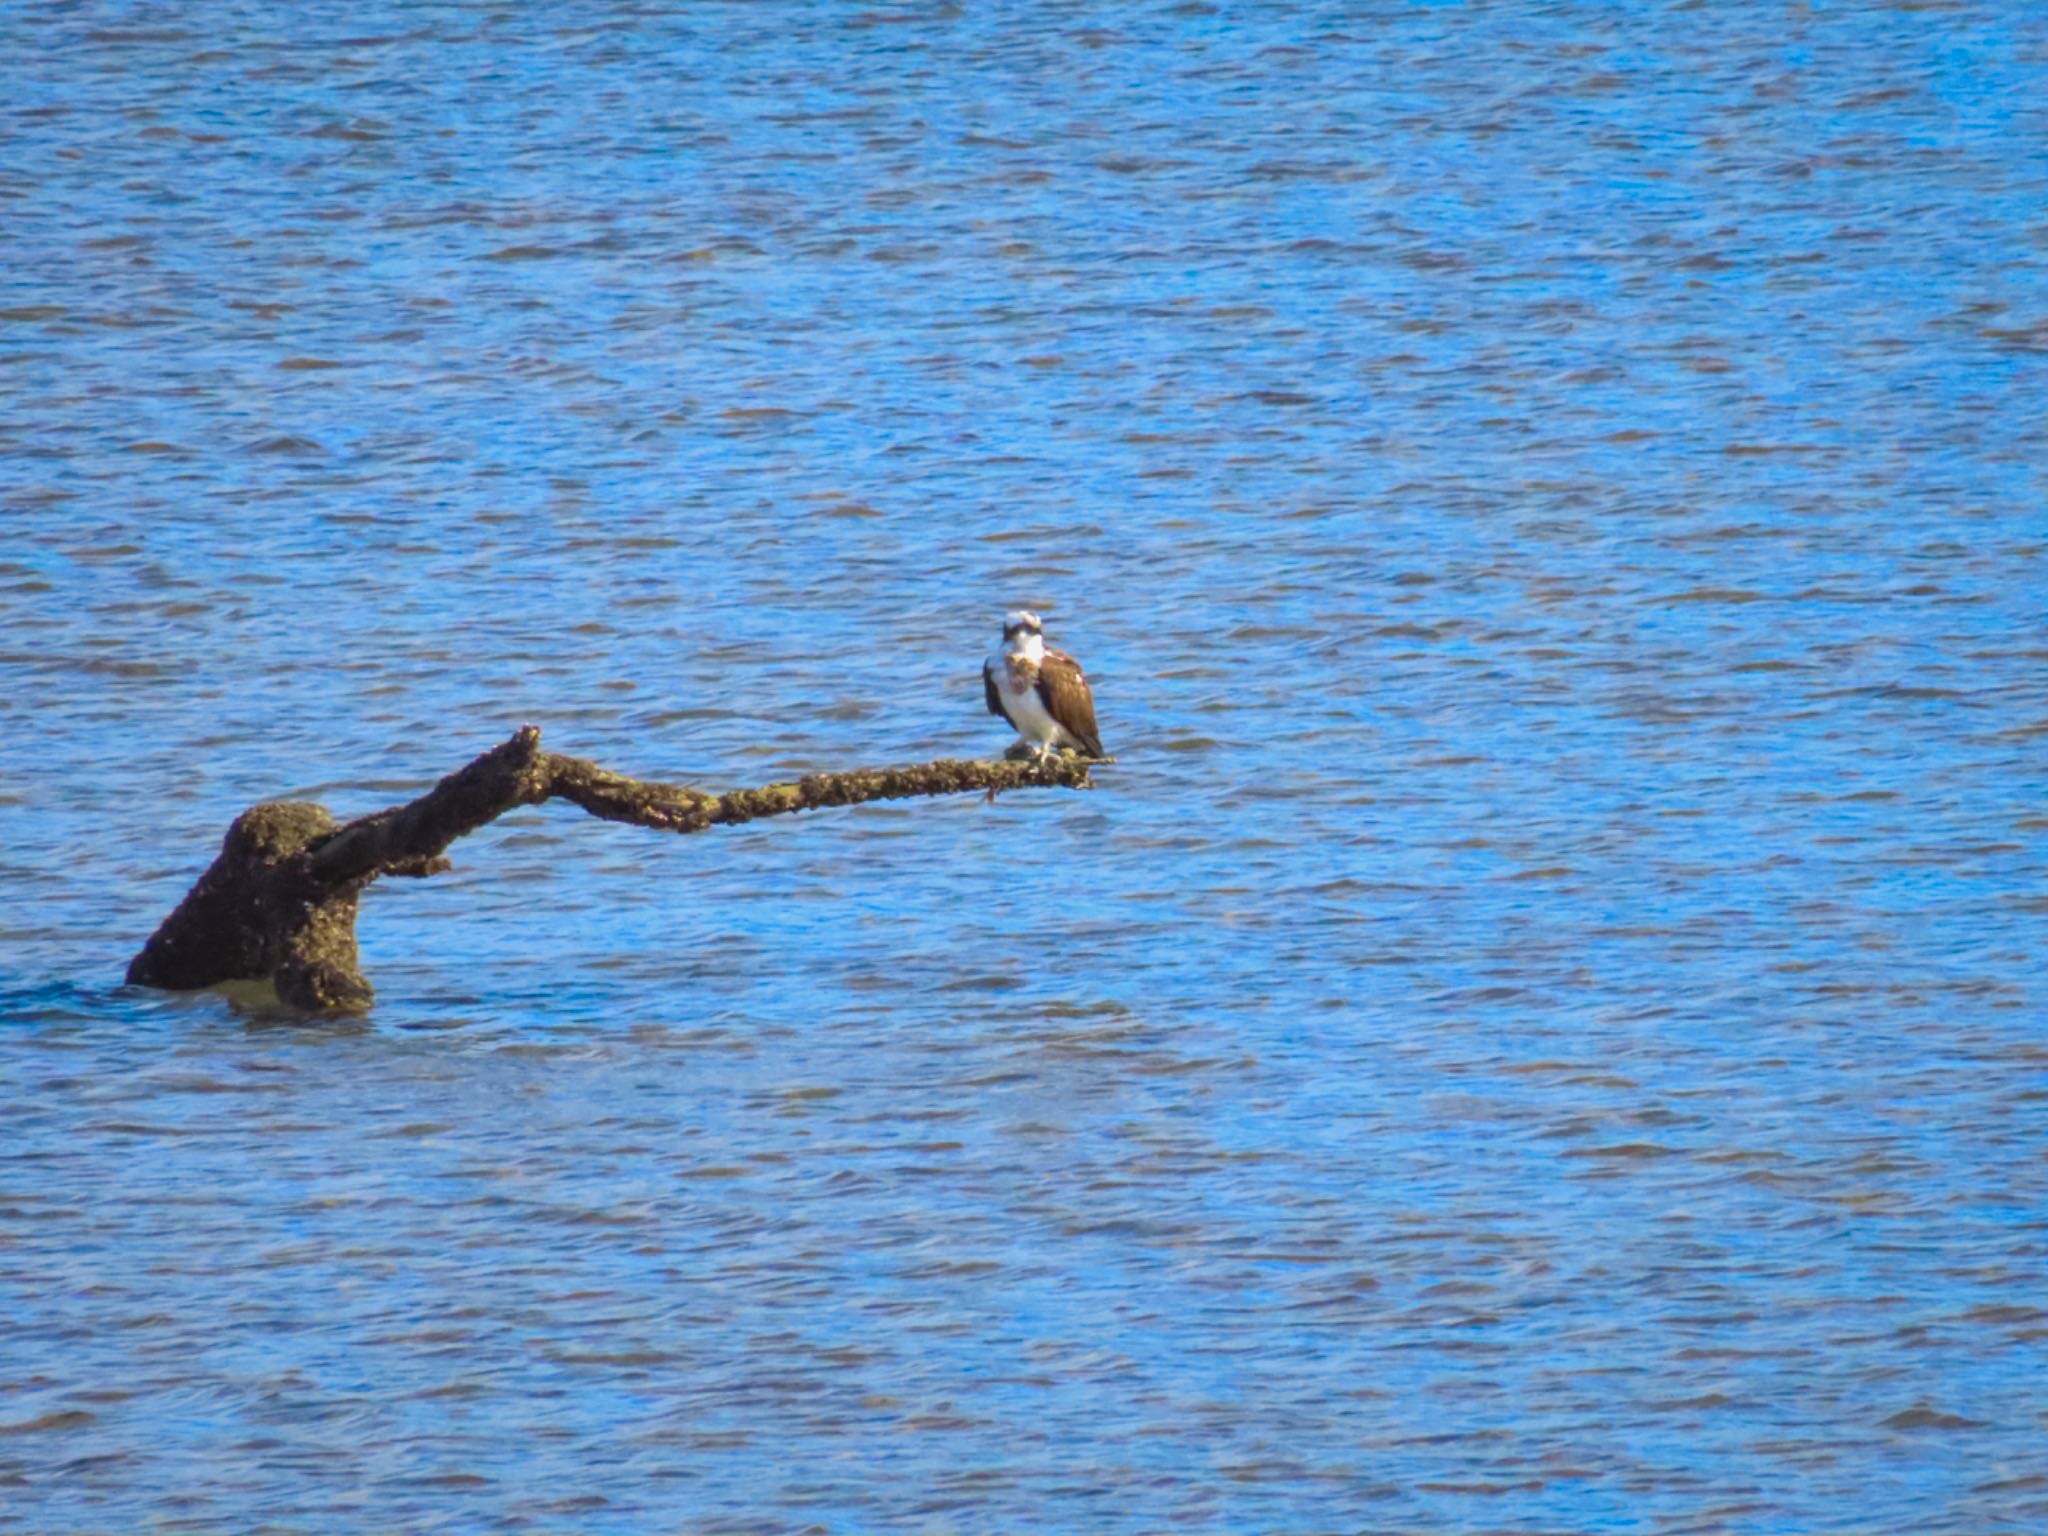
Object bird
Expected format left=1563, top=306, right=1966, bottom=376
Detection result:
left=983, top=609, right=1105, bottom=760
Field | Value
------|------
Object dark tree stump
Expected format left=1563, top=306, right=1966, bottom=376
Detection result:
left=126, top=725, right=1096, bottom=1014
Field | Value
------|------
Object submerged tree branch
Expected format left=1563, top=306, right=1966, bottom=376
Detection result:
left=127, top=726, right=1094, bottom=1014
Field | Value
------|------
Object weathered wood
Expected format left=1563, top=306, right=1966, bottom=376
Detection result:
left=126, top=727, right=1095, bottom=1014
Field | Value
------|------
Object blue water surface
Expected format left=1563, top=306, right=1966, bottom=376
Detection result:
left=3, top=2, right=2046, bottom=1532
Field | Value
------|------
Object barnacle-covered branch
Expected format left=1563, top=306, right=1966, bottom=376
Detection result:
left=126, top=726, right=1094, bottom=1014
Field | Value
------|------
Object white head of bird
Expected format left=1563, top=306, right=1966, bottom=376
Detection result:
left=1001, top=609, right=1046, bottom=663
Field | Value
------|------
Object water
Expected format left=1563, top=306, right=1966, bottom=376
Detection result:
left=5, top=2, right=2047, bottom=1530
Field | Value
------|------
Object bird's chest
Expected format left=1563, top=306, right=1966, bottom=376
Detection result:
left=993, top=657, right=1060, bottom=740
left=998, top=656, right=1039, bottom=696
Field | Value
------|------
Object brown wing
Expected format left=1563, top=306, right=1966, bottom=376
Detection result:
left=1035, top=648, right=1104, bottom=757
left=984, top=659, right=1017, bottom=726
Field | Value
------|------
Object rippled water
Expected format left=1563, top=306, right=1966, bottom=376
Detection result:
left=5, top=3, right=2047, bottom=1531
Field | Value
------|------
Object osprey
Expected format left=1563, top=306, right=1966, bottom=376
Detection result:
left=983, top=610, right=1105, bottom=760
